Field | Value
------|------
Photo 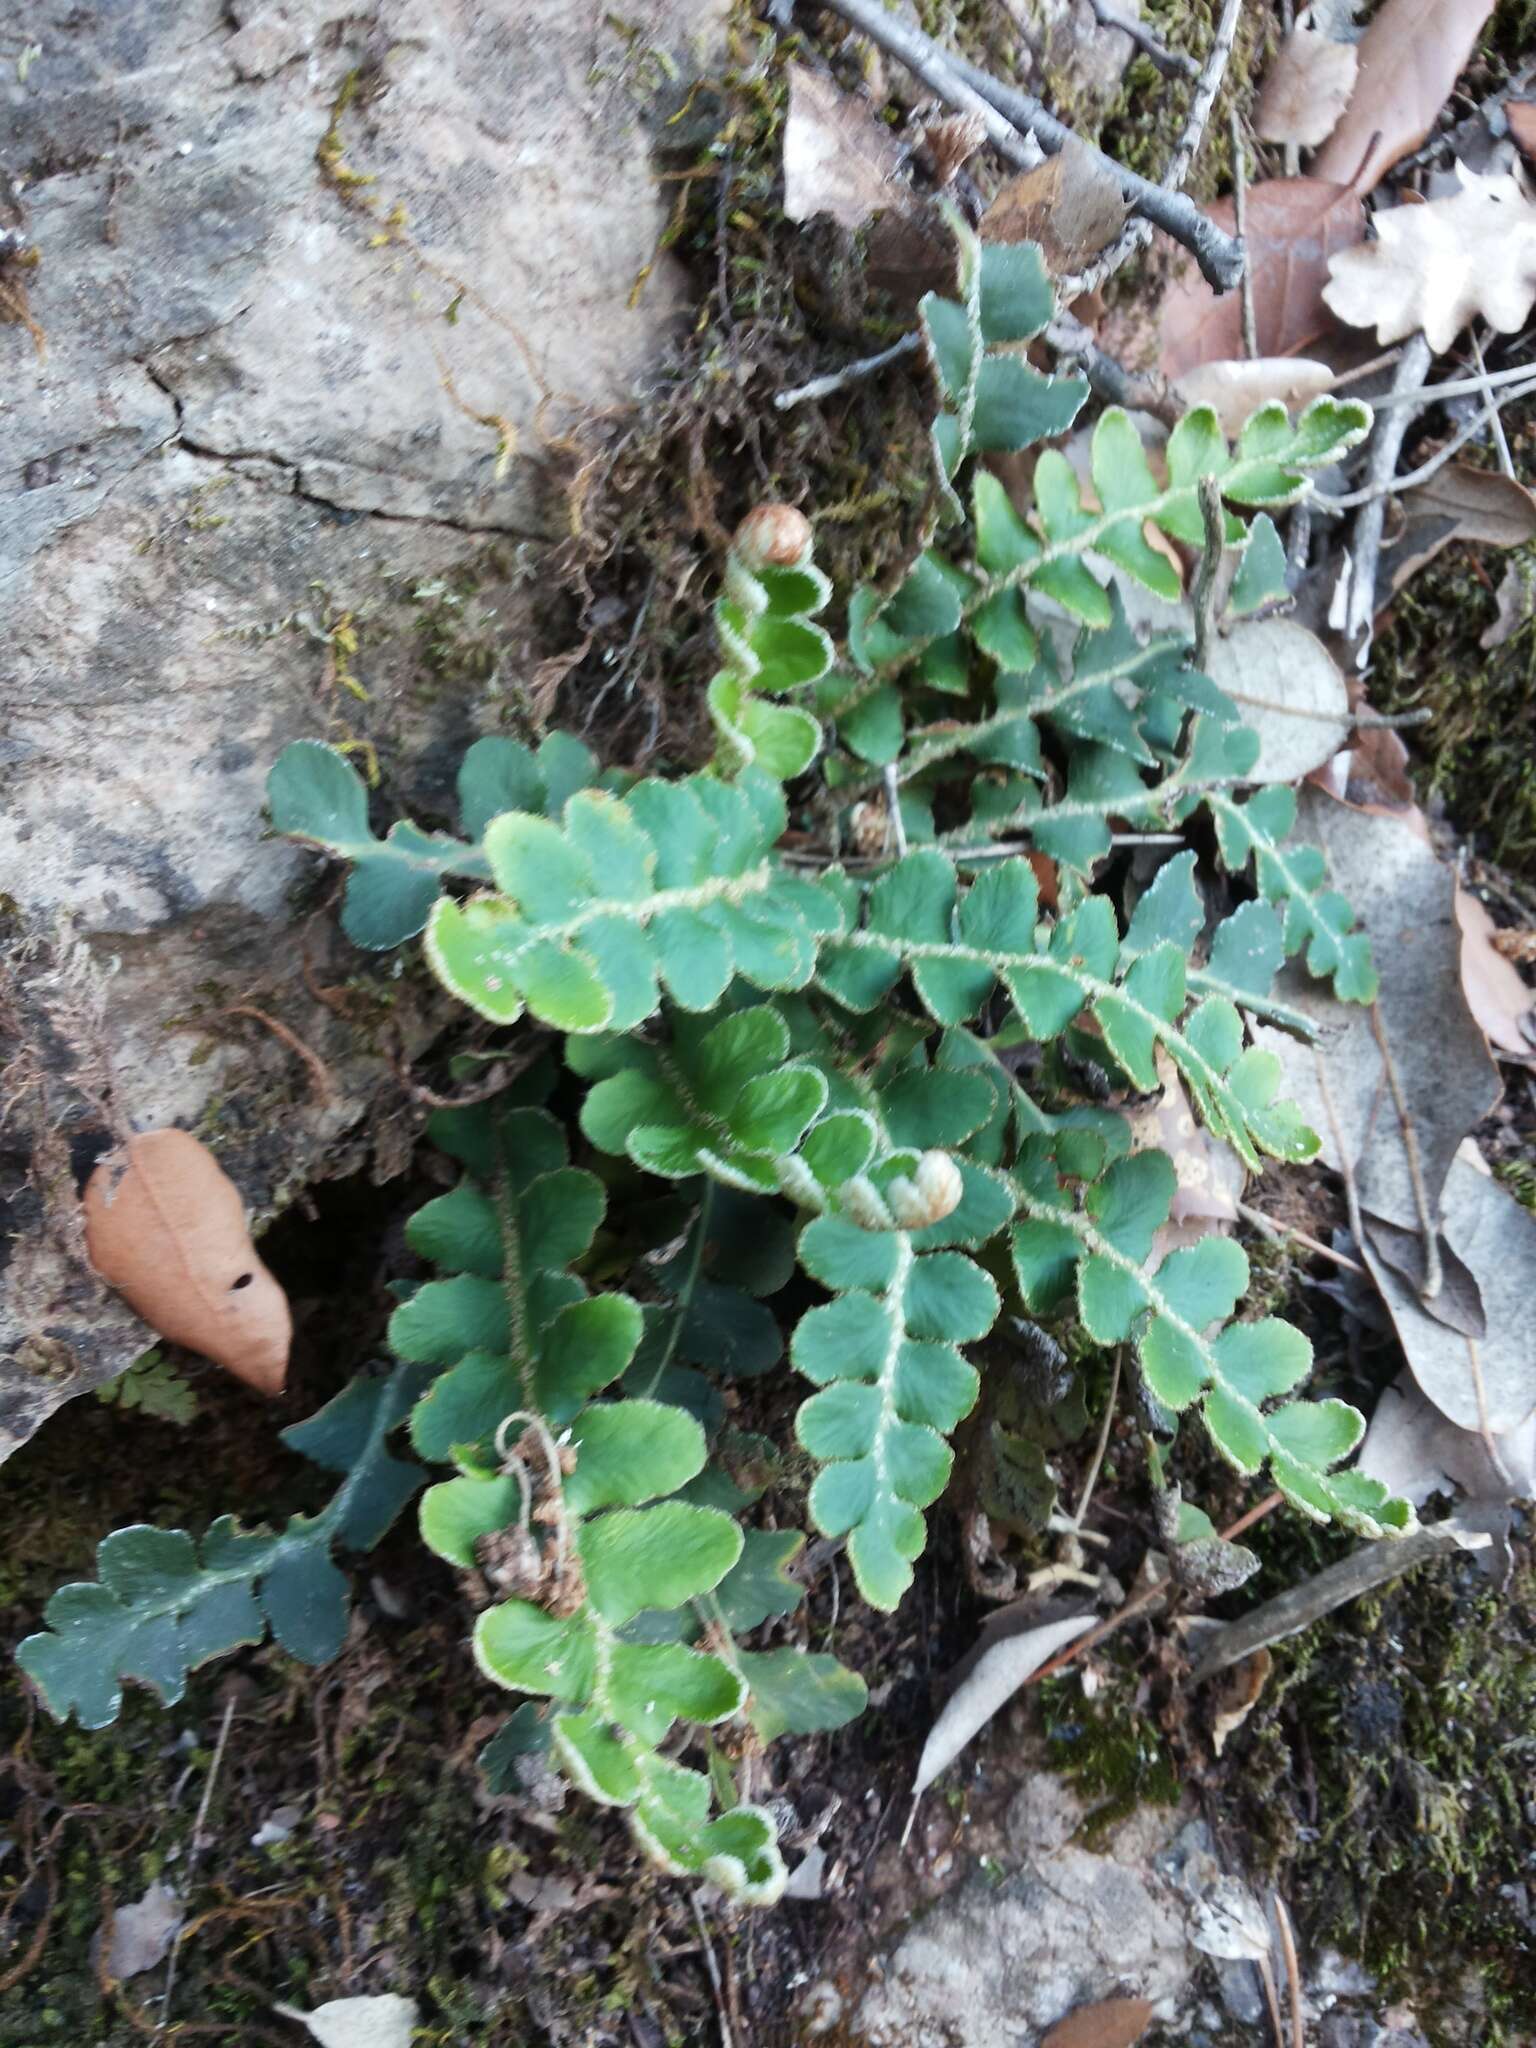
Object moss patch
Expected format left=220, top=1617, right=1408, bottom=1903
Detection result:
left=1231, top=1551, right=1536, bottom=2042
left=1371, top=539, right=1536, bottom=883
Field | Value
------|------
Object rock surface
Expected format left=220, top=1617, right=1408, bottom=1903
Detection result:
left=0, top=0, right=720, bottom=1456
left=855, top=1773, right=1200, bottom=2048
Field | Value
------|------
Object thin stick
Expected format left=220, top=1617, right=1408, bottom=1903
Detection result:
left=1192, top=474, right=1226, bottom=671
left=815, top=0, right=1045, bottom=175
left=157, top=1695, right=236, bottom=2036
left=1467, top=1338, right=1515, bottom=1489
left=1067, top=1349, right=1121, bottom=1533
left=1062, top=0, right=1245, bottom=297
left=1236, top=1202, right=1366, bottom=1275
left=1314, top=1045, right=1365, bottom=1253
left=774, top=332, right=921, bottom=411
left=1314, top=376, right=1536, bottom=511
left=947, top=57, right=1242, bottom=288
left=1368, top=358, right=1536, bottom=407
left=1046, top=312, right=1182, bottom=425
left=1257, top=1952, right=1288, bottom=2048
left=690, top=1892, right=737, bottom=2048
left=1470, top=330, right=1517, bottom=479
left=1020, top=1492, right=1284, bottom=1693
left=1273, top=1893, right=1305, bottom=2048
left=212, top=1005, right=334, bottom=1103
left=882, top=762, right=909, bottom=858
left=1087, top=0, right=1200, bottom=77
left=1229, top=111, right=1257, bottom=359
left=1368, top=1000, right=1442, bottom=1302
left=1188, top=1518, right=1476, bottom=1684
left=1339, top=334, right=1431, bottom=654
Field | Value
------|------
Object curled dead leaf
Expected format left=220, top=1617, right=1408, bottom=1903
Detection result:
left=1211, top=1647, right=1273, bottom=1757
left=84, top=1129, right=291, bottom=1395
left=1170, top=356, right=1335, bottom=437
left=1454, top=884, right=1536, bottom=1064
left=1256, top=27, right=1360, bottom=152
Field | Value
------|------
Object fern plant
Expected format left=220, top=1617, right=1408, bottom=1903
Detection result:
left=19, top=224, right=1412, bottom=1907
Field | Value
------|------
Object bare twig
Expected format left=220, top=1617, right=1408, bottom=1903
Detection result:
left=815, top=0, right=1045, bottom=173
left=946, top=54, right=1242, bottom=288
left=1368, top=999, right=1442, bottom=1303
left=1087, top=0, right=1200, bottom=77
left=774, top=331, right=921, bottom=411
left=1274, top=1894, right=1305, bottom=2048
left=1467, top=1337, right=1516, bottom=1490
left=1315, top=375, right=1536, bottom=512
left=1045, top=312, right=1181, bottom=424
left=157, top=1694, right=236, bottom=2036
left=1314, top=1045, right=1365, bottom=1254
left=1229, top=110, right=1257, bottom=359
left=1367, top=357, right=1536, bottom=407
left=1470, top=329, right=1517, bottom=479
left=882, top=762, right=909, bottom=858
left=214, top=1005, right=335, bottom=1104
left=1062, top=0, right=1245, bottom=297
left=1236, top=1202, right=1366, bottom=1275
left=1192, top=474, right=1226, bottom=672
left=1257, top=1951, right=1288, bottom=2048
left=1066, top=1349, right=1121, bottom=1536
left=690, top=1892, right=737, bottom=2048
left=1188, top=1517, right=1481, bottom=1684
left=1019, top=1493, right=1284, bottom=1693
left=1338, top=331, right=1432, bottom=658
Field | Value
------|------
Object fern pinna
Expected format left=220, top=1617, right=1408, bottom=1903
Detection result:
left=20, top=224, right=1408, bottom=1905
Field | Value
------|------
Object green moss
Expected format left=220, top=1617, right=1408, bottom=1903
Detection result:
left=1370, top=538, right=1536, bottom=882
left=1040, top=1663, right=1180, bottom=1845
left=1235, top=1554, right=1536, bottom=2041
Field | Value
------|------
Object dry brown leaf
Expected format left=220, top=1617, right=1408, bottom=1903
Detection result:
left=1508, top=100, right=1536, bottom=161
left=1159, top=179, right=1363, bottom=376
left=1256, top=27, right=1360, bottom=151
left=1210, top=1647, right=1273, bottom=1757
left=1324, top=165, right=1536, bottom=350
left=1455, top=884, right=1536, bottom=1062
left=782, top=64, right=909, bottom=232
left=1384, top=462, right=1536, bottom=600
left=981, top=140, right=1129, bottom=276
left=1041, top=1997, right=1155, bottom=2048
left=1170, top=356, right=1335, bottom=435
left=84, top=1129, right=291, bottom=1395
left=1310, top=0, right=1496, bottom=194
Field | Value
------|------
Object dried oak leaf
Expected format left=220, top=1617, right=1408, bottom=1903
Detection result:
left=782, top=62, right=909, bottom=232
left=1455, top=884, right=1536, bottom=1064
left=1256, top=27, right=1360, bottom=152
left=1323, top=164, right=1536, bottom=350
left=1383, top=461, right=1536, bottom=602
left=1159, top=178, right=1363, bottom=376
left=1310, top=0, right=1496, bottom=195
left=84, top=1128, right=291, bottom=1395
